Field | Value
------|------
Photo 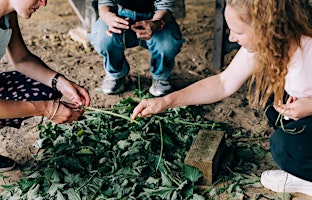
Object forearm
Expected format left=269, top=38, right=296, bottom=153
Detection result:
left=8, top=51, right=57, bottom=89
left=163, top=75, right=229, bottom=109
left=0, top=99, right=50, bottom=119
left=98, top=5, right=117, bottom=23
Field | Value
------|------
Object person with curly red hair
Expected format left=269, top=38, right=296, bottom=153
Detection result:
left=132, top=0, right=312, bottom=196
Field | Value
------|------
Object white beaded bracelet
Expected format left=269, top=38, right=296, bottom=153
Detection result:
left=49, top=98, right=60, bottom=120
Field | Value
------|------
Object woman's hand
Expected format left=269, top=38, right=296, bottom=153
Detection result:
left=50, top=101, right=85, bottom=124
left=274, top=96, right=312, bottom=120
left=56, top=76, right=90, bottom=108
left=131, top=97, right=169, bottom=119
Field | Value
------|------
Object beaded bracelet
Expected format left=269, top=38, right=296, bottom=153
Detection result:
left=48, top=99, right=56, bottom=119
left=51, top=73, right=62, bottom=91
left=49, top=98, right=60, bottom=120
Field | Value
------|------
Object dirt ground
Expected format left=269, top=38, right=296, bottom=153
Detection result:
left=0, top=0, right=311, bottom=199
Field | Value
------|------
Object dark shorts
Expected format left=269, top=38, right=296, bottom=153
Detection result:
left=0, top=71, right=61, bottom=128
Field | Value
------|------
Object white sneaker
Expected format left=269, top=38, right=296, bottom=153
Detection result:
left=261, top=170, right=312, bottom=196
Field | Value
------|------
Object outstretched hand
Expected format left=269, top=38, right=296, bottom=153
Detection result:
left=131, top=98, right=168, bottom=119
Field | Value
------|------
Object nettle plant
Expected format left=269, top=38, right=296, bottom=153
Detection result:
left=0, top=97, right=223, bottom=200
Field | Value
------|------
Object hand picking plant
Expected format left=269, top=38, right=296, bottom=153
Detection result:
left=0, top=97, right=224, bottom=200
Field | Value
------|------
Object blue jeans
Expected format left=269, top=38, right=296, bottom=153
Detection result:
left=88, top=6, right=184, bottom=80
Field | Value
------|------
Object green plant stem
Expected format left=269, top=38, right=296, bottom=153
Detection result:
left=154, top=115, right=221, bottom=128
left=76, top=172, right=97, bottom=193
left=82, top=106, right=140, bottom=124
left=137, top=40, right=142, bottom=100
left=155, top=120, right=163, bottom=171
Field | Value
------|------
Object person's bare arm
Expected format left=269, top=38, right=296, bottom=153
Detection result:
left=6, top=12, right=56, bottom=88
left=132, top=48, right=254, bottom=118
left=6, top=12, right=90, bottom=107
left=0, top=99, right=50, bottom=119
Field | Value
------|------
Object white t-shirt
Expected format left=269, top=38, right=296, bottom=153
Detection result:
left=285, top=36, right=312, bottom=98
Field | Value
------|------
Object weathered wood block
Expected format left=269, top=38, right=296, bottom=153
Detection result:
left=68, top=27, right=90, bottom=49
left=184, top=130, right=226, bottom=186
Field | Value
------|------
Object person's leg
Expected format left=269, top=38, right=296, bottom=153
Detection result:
left=0, top=71, right=61, bottom=171
left=145, top=19, right=184, bottom=96
left=146, top=19, right=184, bottom=80
left=261, top=93, right=312, bottom=196
left=260, top=118, right=312, bottom=196
left=269, top=117, right=312, bottom=181
left=88, top=7, right=141, bottom=94
left=88, top=19, right=130, bottom=79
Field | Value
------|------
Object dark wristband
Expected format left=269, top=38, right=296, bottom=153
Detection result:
left=51, top=73, right=62, bottom=90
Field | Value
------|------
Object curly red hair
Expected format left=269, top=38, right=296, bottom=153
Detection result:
left=226, top=0, right=312, bottom=108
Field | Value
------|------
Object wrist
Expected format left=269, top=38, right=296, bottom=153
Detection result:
left=49, top=99, right=60, bottom=120
left=37, top=101, right=51, bottom=118
left=51, top=73, right=62, bottom=91
left=151, top=19, right=165, bottom=31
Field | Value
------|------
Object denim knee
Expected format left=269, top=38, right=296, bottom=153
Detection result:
left=88, top=19, right=122, bottom=56
left=148, top=24, right=183, bottom=58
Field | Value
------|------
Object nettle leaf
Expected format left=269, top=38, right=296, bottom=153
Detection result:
left=192, top=194, right=206, bottom=200
left=44, top=168, right=60, bottom=183
left=56, top=190, right=66, bottom=200
left=33, top=138, right=46, bottom=149
left=146, top=176, right=159, bottom=185
left=76, top=148, right=93, bottom=155
left=129, top=132, right=141, bottom=141
left=53, top=135, right=67, bottom=146
left=160, top=171, right=173, bottom=187
left=47, top=183, right=66, bottom=196
left=117, top=140, right=131, bottom=150
left=26, top=184, right=40, bottom=200
left=182, top=164, right=202, bottom=182
left=121, top=148, right=140, bottom=157
left=64, top=173, right=81, bottom=186
left=141, top=187, right=176, bottom=199
left=65, top=188, right=81, bottom=200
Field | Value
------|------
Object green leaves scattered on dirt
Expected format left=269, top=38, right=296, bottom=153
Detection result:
left=0, top=97, right=224, bottom=200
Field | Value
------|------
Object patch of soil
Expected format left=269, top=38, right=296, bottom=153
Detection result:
left=0, top=0, right=310, bottom=199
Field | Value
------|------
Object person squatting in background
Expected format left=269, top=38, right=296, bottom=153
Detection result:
left=0, top=0, right=91, bottom=172
left=88, top=0, right=184, bottom=96
left=132, top=0, right=312, bottom=196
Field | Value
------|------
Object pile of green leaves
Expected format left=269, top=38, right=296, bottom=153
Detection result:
left=0, top=97, right=224, bottom=200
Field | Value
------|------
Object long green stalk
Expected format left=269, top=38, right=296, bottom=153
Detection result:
left=82, top=106, right=140, bottom=124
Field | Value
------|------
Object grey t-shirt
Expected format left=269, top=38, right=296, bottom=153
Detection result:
left=0, top=15, right=12, bottom=59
